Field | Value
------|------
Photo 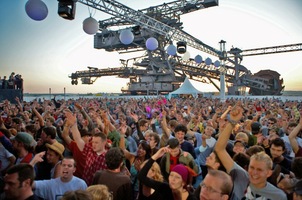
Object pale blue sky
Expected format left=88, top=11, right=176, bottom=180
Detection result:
left=0, top=0, right=301, bottom=94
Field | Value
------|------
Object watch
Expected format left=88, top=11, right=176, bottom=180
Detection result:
left=227, top=114, right=238, bottom=126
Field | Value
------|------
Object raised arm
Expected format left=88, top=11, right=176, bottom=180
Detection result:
left=32, top=102, right=45, bottom=127
left=64, top=110, right=85, bottom=151
left=161, top=110, right=171, bottom=138
left=15, top=97, right=23, bottom=112
left=214, top=104, right=243, bottom=173
left=288, top=117, right=302, bottom=154
left=74, top=102, right=95, bottom=132
left=61, top=118, right=73, bottom=145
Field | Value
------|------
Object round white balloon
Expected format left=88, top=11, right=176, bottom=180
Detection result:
left=146, top=37, right=158, bottom=51
left=194, top=55, right=203, bottom=64
left=25, top=0, right=48, bottom=21
left=214, top=60, right=221, bottom=67
left=205, top=57, right=212, bottom=65
left=166, top=44, right=177, bottom=56
left=182, top=51, right=190, bottom=61
left=83, top=17, right=98, bottom=35
left=119, top=29, right=134, bottom=45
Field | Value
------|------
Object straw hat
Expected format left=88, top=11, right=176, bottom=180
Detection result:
left=46, top=142, right=65, bottom=159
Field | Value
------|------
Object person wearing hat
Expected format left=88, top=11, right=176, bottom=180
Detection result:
left=294, top=180, right=302, bottom=200
left=31, top=141, right=65, bottom=179
left=138, top=146, right=198, bottom=200
left=46, top=142, right=65, bottom=178
left=10, top=132, right=36, bottom=164
left=233, top=140, right=247, bottom=154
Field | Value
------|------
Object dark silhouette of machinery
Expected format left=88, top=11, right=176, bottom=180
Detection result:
left=67, top=0, right=302, bottom=95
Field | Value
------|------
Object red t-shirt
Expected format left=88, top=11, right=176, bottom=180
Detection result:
left=169, top=155, right=179, bottom=172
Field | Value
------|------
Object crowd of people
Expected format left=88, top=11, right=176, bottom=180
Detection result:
left=0, top=95, right=302, bottom=200
left=0, top=72, right=23, bottom=90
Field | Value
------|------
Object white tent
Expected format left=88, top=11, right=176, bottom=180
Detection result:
left=168, top=77, right=202, bottom=99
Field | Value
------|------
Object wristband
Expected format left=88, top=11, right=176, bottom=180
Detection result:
left=227, top=114, right=238, bottom=126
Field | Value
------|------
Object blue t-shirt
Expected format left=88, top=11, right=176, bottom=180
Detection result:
left=34, top=176, right=87, bottom=200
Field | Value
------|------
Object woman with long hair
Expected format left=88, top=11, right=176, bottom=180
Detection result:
left=138, top=147, right=197, bottom=200
left=137, top=160, right=164, bottom=200
left=120, top=123, right=151, bottom=199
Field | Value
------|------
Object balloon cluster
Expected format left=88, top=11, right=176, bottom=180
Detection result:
left=165, top=43, right=220, bottom=66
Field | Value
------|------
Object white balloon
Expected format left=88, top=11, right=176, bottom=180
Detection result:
left=25, top=0, right=48, bottom=21
left=205, top=57, right=212, bottom=65
left=194, top=55, right=203, bottom=64
left=146, top=37, right=158, bottom=51
left=166, top=44, right=177, bottom=56
left=119, top=29, right=134, bottom=45
left=214, top=60, right=221, bottom=67
left=182, top=51, right=190, bottom=61
left=83, top=17, right=98, bottom=35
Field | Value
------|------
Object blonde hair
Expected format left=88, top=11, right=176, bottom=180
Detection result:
left=144, top=130, right=153, bottom=136
left=141, top=160, right=164, bottom=182
left=250, top=151, right=273, bottom=170
left=87, top=185, right=112, bottom=200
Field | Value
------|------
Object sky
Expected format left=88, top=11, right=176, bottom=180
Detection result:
left=0, top=0, right=302, bottom=94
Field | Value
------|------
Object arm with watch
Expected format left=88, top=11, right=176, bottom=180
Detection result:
left=214, top=104, right=243, bottom=173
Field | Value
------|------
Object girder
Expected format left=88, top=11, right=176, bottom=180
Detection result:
left=98, top=0, right=216, bottom=29
left=235, top=43, right=302, bottom=57
left=78, top=0, right=220, bottom=57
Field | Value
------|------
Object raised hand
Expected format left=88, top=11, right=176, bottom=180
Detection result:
left=130, top=112, right=138, bottom=122
left=152, top=146, right=170, bottom=160
left=64, top=109, right=77, bottom=126
left=74, top=102, right=83, bottom=110
left=30, top=151, right=45, bottom=166
left=229, top=103, right=243, bottom=122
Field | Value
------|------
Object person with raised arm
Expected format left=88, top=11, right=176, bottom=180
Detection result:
left=138, top=146, right=197, bottom=200
left=215, top=103, right=287, bottom=200
left=288, top=117, right=302, bottom=157
left=63, top=109, right=107, bottom=186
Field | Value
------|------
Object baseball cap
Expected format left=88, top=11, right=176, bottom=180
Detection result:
left=46, top=142, right=65, bottom=159
left=234, top=140, right=247, bottom=148
left=184, top=106, right=188, bottom=110
left=11, top=132, right=36, bottom=147
left=294, top=180, right=302, bottom=195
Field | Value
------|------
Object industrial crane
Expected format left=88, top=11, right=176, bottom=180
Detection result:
left=65, top=0, right=302, bottom=95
